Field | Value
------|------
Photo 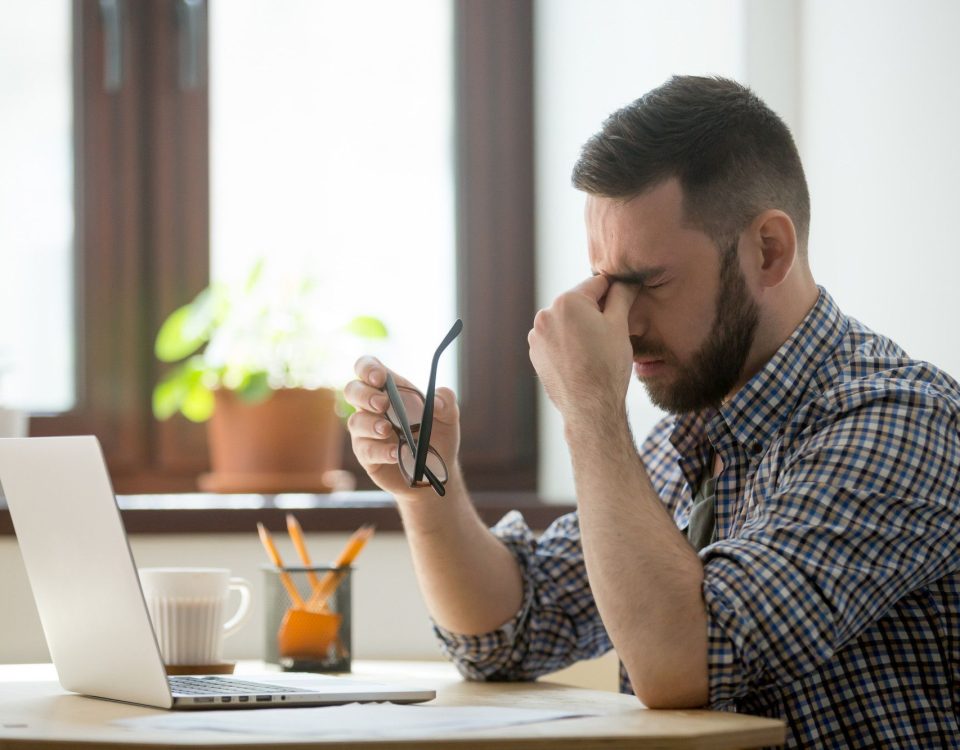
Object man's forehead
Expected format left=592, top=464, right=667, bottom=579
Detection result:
left=586, top=191, right=679, bottom=256
left=585, top=181, right=713, bottom=280
left=587, top=229, right=673, bottom=285
left=585, top=180, right=685, bottom=226
left=585, top=199, right=673, bottom=282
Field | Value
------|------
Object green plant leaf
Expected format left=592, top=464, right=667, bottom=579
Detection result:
left=344, top=315, right=388, bottom=339
left=155, top=286, right=224, bottom=363
left=244, top=258, right=265, bottom=293
left=152, top=357, right=213, bottom=421
left=235, top=371, right=272, bottom=403
left=152, top=369, right=191, bottom=420
left=181, top=381, right=215, bottom=422
left=155, top=306, right=199, bottom=362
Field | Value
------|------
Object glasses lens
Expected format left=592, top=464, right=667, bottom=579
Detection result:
left=397, top=441, right=447, bottom=487
left=385, top=387, right=425, bottom=430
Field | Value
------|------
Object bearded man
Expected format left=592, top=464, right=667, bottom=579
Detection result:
left=345, top=76, right=960, bottom=748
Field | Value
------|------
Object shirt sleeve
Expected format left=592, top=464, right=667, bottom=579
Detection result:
left=433, top=509, right=613, bottom=681
left=701, top=382, right=960, bottom=705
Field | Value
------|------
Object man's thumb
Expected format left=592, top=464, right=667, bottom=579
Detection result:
left=434, top=387, right=460, bottom=424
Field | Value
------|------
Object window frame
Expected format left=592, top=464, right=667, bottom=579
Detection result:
left=30, top=0, right=538, bottom=497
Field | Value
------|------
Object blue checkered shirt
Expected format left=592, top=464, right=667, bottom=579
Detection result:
left=435, top=288, right=960, bottom=748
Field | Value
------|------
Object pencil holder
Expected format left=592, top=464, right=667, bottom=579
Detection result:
left=262, top=564, right=352, bottom=673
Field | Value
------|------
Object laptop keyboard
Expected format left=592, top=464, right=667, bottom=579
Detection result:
left=169, top=676, right=311, bottom=696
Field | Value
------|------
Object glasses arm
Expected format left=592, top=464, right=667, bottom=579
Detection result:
left=413, top=319, right=463, bottom=484
left=384, top=373, right=445, bottom=496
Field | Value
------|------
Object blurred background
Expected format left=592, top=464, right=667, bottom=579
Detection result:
left=2, top=0, right=958, bottom=676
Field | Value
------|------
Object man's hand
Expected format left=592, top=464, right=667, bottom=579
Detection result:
left=345, top=358, right=524, bottom=637
left=344, top=356, right=462, bottom=499
left=528, top=275, right=640, bottom=424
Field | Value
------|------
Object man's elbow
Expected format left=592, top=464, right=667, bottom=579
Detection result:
left=630, top=667, right=710, bottom=709
left=635, top=682, right=709, bottom=710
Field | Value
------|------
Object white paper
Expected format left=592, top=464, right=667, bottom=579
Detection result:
left=116, top=703, right=584, bottom=739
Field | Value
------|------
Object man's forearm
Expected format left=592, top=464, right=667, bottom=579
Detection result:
left=566, top=409, right=709, bottom=708
left=396, top=476, right=525, bottom=635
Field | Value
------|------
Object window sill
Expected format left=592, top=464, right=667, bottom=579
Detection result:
left=0, top=491, right=574, bottom=535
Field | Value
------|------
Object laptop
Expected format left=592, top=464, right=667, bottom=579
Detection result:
left=0, top=435, right=436, bottom=710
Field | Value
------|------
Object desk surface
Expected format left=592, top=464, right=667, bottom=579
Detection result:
left=0, top=661, right=785, bottom=749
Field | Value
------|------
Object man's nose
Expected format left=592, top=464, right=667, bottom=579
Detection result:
left=627, top=301, right=649, bottom=339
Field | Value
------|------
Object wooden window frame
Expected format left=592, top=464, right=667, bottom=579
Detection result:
left=30, top=0, right=537, bottom=497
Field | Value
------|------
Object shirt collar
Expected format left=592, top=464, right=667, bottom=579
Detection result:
left=712, top=286, right=847, bottom=456
left=668, top=287, right=847, bottom=462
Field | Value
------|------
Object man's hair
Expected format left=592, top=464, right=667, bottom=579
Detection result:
left=572, top=76, right=810, bottom=255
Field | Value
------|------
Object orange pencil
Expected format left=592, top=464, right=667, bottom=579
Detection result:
left=286, top=513, right=322, bottom=591
left=306, top=524, right=375, bottom=611
left=256, top=522, right=306, bottom=609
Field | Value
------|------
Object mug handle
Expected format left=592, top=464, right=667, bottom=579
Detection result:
left=223, top=577, right=252, bottom=637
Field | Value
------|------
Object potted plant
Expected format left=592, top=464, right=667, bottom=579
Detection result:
left=152, top=262, right=387, bottom=493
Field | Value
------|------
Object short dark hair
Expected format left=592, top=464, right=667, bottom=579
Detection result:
left=572, top=76, right=810, bottom=255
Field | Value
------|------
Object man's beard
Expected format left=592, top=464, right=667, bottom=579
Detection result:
left=633, top=244, right=760, bottom=414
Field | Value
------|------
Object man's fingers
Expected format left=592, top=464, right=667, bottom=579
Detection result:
left=343, top=379, right=390, bottom=413
left=353, top=355, right=388, bottom=387
left=352, top=436, right=398, bottom=466
left=347, top=410, right=394, bottom=439
left=602, top=280, right=641, bottom=321
left=571, top=274, right=612, bottom=303
left=353, top=356, right=418, bottom=389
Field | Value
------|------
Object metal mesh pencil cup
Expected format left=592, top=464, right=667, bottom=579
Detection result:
left=262, top=564, right=352, bottom=673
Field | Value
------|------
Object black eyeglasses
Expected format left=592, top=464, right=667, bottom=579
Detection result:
left=382, top=319, right=463, bottom=496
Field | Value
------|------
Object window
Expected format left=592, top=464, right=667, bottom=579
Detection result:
left=25, top=0, right=536, bottom=495
left=0, top=1, right=75, bottom=414
left=209, top=0, right=457, bottom=386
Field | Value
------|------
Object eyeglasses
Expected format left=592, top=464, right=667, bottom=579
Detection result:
left=382, top=319, right=462, bottom=496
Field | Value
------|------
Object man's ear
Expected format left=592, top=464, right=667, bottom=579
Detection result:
left=744, top=210, right=798, bottom=289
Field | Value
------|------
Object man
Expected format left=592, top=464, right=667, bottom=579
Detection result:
left=344, top=76, right=960, bottom=748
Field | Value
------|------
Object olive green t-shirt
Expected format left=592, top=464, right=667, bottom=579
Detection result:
left=686, top=471, right=717, bottom=552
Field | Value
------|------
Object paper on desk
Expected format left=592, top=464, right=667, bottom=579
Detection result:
left=116, top=703, right=585, bottom=739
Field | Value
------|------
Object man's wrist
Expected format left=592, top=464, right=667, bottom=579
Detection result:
left=393, top=471, right=470, bottom=531
left=562, top=400, right=630, bottom=443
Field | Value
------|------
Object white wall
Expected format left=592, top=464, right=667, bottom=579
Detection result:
left=535, top=0, right=960, bottom=501
left=800, top=0, right=960, bottom=378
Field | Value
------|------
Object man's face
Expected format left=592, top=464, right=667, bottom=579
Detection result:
left=586, top=179, right=759, bottom=413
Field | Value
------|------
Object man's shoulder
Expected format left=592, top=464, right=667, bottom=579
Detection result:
left=786, top=320, right=960, bottom=450
left=821, top=313, right=955, bottom=398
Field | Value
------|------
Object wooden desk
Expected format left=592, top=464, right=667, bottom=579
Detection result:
left=0, top=661, right=785, bottom=749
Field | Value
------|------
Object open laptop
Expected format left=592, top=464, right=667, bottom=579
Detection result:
left=0, top=435, right=436, bottom=709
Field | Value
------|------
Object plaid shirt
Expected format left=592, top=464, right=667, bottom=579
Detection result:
left=435, top=288, right=960, bottom=748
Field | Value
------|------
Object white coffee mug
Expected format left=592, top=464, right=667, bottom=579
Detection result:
left=0, top=407, right=27, bottom=438
left=138, top=567, right=251, bottom=666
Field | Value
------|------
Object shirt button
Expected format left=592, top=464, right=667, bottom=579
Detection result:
left=750, top=441, right=763, bottom=456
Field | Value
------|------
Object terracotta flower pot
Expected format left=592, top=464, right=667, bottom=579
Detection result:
left=198, top=387, right=349, bottom=494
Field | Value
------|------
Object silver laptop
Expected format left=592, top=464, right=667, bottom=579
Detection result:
left=0, top=435, right=436, bottom=710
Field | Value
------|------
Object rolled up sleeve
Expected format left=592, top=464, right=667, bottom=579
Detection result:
left=433, top=509, right=613, bottom=681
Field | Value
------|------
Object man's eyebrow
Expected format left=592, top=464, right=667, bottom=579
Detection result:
left=591, top=267, right=668, bottom=285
